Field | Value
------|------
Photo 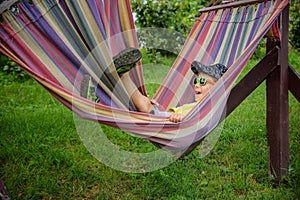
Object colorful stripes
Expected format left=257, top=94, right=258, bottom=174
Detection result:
left=0, top=0, right=289, bottom=150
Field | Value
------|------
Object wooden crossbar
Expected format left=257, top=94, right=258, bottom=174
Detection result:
left=199, top=0, right=267, bottom=13
left=289, top=65, right=300, bottom=102
left=226, top=47, right=279, bottom=116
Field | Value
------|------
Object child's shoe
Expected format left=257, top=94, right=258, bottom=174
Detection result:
left=113, top=47, right=142, bottom=75
left=80, top=75, right=100, bottom=103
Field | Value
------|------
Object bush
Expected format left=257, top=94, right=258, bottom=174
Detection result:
left=131, top=0, right=209, bottom=60
left=131, top=0, right=208, bottom=34
left=290, top=0, right=300, bottom=50
left=0, top=55, right=30, bottom=83
left=132, top=0, right=300, bottom=53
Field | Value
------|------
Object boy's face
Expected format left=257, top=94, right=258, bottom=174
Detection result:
left=193, top=73, right=215, bottom=102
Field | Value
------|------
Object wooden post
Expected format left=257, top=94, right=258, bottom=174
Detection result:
left=266, top=4, right=290, bottom=183
left=0, top=180, right=10, bottom=200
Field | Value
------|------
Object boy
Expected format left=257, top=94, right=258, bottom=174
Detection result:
left=80, top=48, right=227, bottom=122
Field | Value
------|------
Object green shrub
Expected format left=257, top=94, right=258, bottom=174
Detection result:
left=290, top=0, right=300, bottom=50
left=131, top=0, right=209, bottom=60
left=131, top=0, right=208, bottom=34
left=0, top=55, right=30, bottom=83
left=132, top=0, right=300, bottom=53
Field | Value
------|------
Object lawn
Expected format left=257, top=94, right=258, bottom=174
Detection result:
left=0, top=47, right=299, bottom=199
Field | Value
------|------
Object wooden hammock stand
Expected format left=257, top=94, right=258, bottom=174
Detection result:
left=227, top=3, right=299, bottom=184
left=187, top=1, right=299, bottom=184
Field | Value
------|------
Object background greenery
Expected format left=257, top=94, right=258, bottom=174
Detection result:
left=131, top=0, right=300, bottom=55
left=289, top=0, right=300, bottom=49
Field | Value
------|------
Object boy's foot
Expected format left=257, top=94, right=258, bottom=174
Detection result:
left=191, top=61, right=228, bottom=81
left=113, top=47, right=142, bottom=75
left=80, top=75, right=100, bottom=103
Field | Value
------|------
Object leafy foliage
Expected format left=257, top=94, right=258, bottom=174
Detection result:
left=131, top=0, right=300, bottom=54
left=131, top=0, right=208, bottom=34
left=0, top=55, right=30, bottom=83
left=131, top=0, right=209, bottom=60
left=290, top=0, right=300, bottom=50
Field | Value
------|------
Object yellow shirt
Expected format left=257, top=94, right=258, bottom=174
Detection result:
left=167, top=102, right=197, bottom=115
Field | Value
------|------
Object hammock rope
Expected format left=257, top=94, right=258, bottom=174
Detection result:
left=0, top=0, right=289, bottom=150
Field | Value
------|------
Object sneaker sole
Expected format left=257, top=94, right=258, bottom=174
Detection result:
left=113, top=48, right=142, bottom=74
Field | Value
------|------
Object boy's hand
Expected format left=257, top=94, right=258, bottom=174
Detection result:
left=168, top=113, right=184, bottom=123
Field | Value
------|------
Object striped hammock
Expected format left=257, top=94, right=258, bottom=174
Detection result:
left=0, top=0, right=289, bottom=151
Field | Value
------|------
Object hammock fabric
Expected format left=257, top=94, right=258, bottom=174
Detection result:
left=0, top=0, right=289, bottom=151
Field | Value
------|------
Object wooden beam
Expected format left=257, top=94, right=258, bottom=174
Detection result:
left=226, top=47, right=279, bottom=116
left=266, top=5, right=290, bottom=183
left=199, top=0, right=266, bottom=13
left=288, top=65, right=300, bottom=102
left=0, top=180, right=10, bottom=200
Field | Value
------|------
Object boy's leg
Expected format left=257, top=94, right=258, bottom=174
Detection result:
left=120, top=72, right=153, bottom=113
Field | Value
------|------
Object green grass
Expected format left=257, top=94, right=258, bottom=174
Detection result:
left=0, top=48, right=299, bottom=199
